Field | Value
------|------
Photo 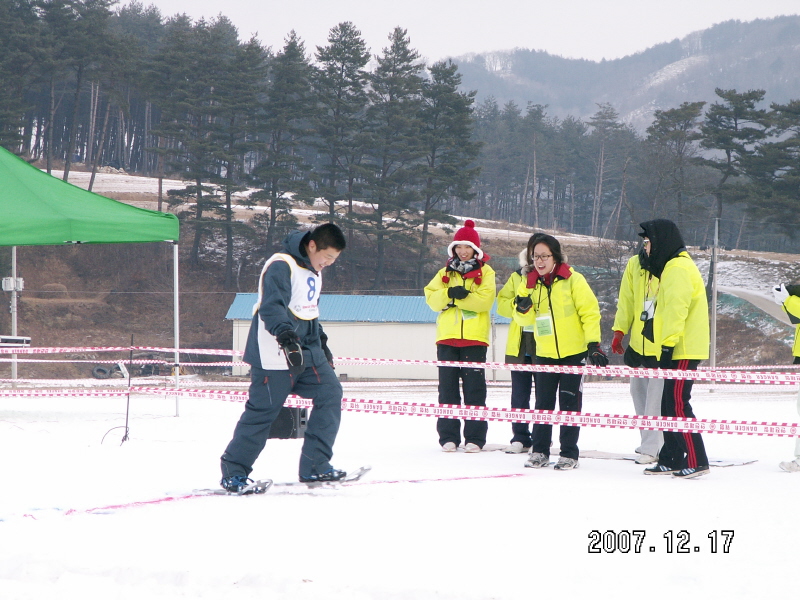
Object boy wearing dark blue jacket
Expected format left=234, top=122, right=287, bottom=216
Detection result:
left=220, top=223, right=346, bottom=492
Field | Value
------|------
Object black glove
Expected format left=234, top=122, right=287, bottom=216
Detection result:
left=276, top=329, right=303, bottom=369
left=659, top=346, right=674, bottom=369
left=320, top=332, right=334, bottom=369
left=447, top=285, right=469, bottom=300
left=587, top=342, right=608, bottom=367
left=276, top=329, right=300, bottom=348
left=515, top=295, right=533, bottom=314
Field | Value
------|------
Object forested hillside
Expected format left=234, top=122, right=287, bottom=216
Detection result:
left=454, top=16, right=800, bottom=130
left=2, top=2, right=800, bottom=297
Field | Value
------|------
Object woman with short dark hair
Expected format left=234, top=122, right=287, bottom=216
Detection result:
left=512, top=233, right=607, bottom=471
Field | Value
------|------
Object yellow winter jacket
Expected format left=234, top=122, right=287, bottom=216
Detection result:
left=424, top=263, right=496, bottom=345
left=513, top=264, right=601, bottom=359
left=782, top=295, right=800, bottom=357
left=652, top=252, right=709, bottom=360
left=497, top=268, right=528, bottom=358
left=612, top=255, right=661, bottom=357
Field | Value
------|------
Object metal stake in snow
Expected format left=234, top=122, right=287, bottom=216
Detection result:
left=121, top=335, right=134, bottom=444
left=101, top=336, right=134, bottom=445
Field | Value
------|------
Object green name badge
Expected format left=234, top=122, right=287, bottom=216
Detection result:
left=535, top=314, right=553, bottom=336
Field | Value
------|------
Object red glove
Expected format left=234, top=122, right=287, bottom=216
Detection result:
left=611, top=330, right=624, bottom=355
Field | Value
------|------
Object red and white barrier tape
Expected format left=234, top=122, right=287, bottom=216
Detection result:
left=0, top=345, right=240, bottom=356
left=0, top=346, right=127, bottom=355
left=700, top=364, right=800, bottom=371
left=2, top=345, right=798, bottom=385
left=128, top=386, right=800, bottom=438
left=0, top=358, right=235, bottom=367
left=331, top=357, right=800, bottom=386
left=0, top=389, right=127, bottom=398
left=1, top=385, right=796, bottom=436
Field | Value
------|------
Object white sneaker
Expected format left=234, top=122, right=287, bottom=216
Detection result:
left=504, top=442, right=530, bottom=454
left=779, top=459, right=800, bottom=472
left=465, top=443, right=481, bottom=453
left=442, top=442, right=457, bottom=452
left=554, top=457, right=579, bottom=471
left=635, top=454, right=658, bottom=464
left=525, top=452, right=550, bottom=468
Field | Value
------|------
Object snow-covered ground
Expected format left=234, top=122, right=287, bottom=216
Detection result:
left=13, top=168, right=795, bottom=598
left=1, top=381, right=798, bottom=599
left=50, top=169, right=187, bottom=195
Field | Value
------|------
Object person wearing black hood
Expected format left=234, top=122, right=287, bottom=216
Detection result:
left=610, top=244, right=664, bottom=464
left=638, top=219, right=710, bottom=479
left=219, top=223, right=347, bottom=492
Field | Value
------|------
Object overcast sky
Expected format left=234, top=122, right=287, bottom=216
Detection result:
left=144, top=0, right=800, bottom=62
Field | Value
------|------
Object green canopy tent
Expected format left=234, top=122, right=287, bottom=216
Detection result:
left=0, top=146, right=181, bottom=390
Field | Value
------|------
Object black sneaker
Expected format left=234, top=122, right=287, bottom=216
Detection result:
left=673, top=465, right=710, bottom=479
left=299, top=468, right=347, bottom=483
left=220, top=475, right=255, bottom=494
left=643, top=464, right=677, bottom=475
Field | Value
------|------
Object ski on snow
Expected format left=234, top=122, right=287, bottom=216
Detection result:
left=579, top=450, right=756, bottom=467
left=194, top=466, right=371, bottom=496
left=273, top=466, right=372, bottom=489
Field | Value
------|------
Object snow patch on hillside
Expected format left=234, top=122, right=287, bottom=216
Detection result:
left=642, top=55, right=709, bottom=90
left=695, top=254, right=800, bottom=294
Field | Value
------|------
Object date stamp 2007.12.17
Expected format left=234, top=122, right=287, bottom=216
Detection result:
left=588, top=530, right=734, bottom=554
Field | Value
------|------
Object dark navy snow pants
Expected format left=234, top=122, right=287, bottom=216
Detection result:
left=436, top=344, right=488, bottom=448
left=530, top=353, right=585, bottom=460
left=509, top=357, right=534, bottom=446
left=220, top=362, right=342, bottom=480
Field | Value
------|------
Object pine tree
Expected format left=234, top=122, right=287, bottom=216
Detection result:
left=312, top=22, right=370, bottom=222
left=212, top=37, right=270, bottom=288
left=147, top=15, right=240, bottom=266
left=0, top=0, right=42, bottom=151
left=251, top=31, right=315, bottom=251
left=697, top=88, right=770, bottom=295
left=416, top=59, right=480, bottom=286
left=741, top=99, right=800, bottom=236
left=587, top=103, right=625, bottom=237
left=553, top=116, right=590, bottom=233
left=698, top=88, right=770, bottom=222
left=644, top=101, right=706, bottom=227
left=518, top=104, right=550, bottom=228
left=359, top=27, right=426, bottom=290
left=41, top=0, right=117, bottom=180
left=108, top=1, right=166, bottom=176
left=471, top=96, right=503, bottom=220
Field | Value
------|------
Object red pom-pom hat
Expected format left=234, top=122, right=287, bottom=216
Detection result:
left=447, top=219, right=483, bottom=260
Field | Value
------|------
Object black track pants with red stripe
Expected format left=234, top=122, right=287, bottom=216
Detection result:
left=658, top=359, right=708, bottom=470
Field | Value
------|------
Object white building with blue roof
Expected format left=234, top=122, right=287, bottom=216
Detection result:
left=225, top=294, right=512, bottom=380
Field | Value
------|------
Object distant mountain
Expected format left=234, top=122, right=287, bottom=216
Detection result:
left=452, top=16, right=800, bottom=130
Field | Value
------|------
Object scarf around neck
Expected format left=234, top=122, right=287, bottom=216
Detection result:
left=447, top=257, right=480, bottom=275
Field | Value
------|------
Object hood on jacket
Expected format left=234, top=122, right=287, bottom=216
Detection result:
left=526, top=262, right=572, bottom=288
left=280, top=229, right=314, bottom=272
left=637, top=243, right=650, bottom=271
left=638, top=219, right=686, bottom=278
left=517, top=248, right=535, bottom=276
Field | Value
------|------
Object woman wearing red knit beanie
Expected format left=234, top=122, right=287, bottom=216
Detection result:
left=424, top=220, right=496, bottom=452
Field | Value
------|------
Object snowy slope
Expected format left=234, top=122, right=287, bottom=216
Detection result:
left=1, top=382, right=798, bottom=599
